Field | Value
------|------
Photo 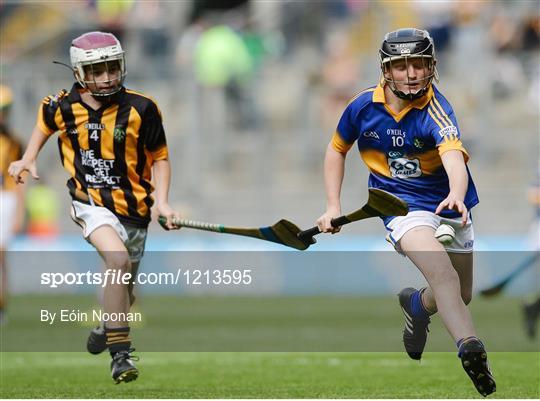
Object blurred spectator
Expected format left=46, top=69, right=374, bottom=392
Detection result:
left=412, top=1, right=457, bottom=70
left=0, top=84, right=24, bottom=324
left=194, top=24, right=252, bottom=88
left=488, top=11, right=539, bottom=98
left=179, top=0, right=258, bottom=129
left=487, top=8, right=540, bottom=105
left=319, top=29, right=360, bottom=134
left=490, top=13, right=521, bottom=53
left=521, top=15, right=540, bottom=51
left=132, top=2, right=170, bottom=58
left=86, top=0, right=134, bottom=42
left=188, top=0, right=249, bottom=25
left=279, top=1, right=326, bottom=55
left=195, top=24, right=254, bottom=130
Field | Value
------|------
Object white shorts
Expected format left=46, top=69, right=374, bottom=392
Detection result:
left=0, top=191, right=17, bottom=247
left=70, top=201, right=147, bottom=262
left=385, top=210, right=474, bottom=254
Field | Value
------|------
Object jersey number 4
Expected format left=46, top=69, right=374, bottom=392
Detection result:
left=90, top=130, right=100, bottom=141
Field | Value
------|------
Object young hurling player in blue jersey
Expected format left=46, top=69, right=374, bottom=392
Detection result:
left=316, top=28, right=496, bottom=397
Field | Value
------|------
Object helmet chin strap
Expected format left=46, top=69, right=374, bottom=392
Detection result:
left=392, top=88, right=428, bottom=101
left=88, top=87, right=121, bottom=97
left=388, top=80, right=431, bottom=100
left=91, top=92, right=113, bottom=102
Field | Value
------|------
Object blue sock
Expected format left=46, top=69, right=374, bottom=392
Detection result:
left=456, top=336, right=482, bottom=357
left=456, top=336, right=480, bottom=350
left=410, top=289, right=430, bottom=319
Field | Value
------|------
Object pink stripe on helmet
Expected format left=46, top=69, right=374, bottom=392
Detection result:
left=72, top=31, right=119, bottom=50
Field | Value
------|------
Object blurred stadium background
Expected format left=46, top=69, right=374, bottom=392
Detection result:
left=1, top=1, right=539, bottom=293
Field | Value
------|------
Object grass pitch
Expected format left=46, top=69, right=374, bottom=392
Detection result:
left=1, top=295, right=539, bottom=398
left=1, top=352, right=538, bottom=398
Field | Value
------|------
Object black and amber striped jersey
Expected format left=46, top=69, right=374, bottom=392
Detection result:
left=0, top=126, right=22, bottom=191
left=36, top=83, right=168, bottom=228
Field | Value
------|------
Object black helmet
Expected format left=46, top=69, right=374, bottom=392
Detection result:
left=379, top=28, right=438, bottom=100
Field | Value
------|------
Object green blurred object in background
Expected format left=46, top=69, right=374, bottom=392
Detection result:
left=194, top=25, right=253, bottom=87
left=26, top=183, right=59, bottom=237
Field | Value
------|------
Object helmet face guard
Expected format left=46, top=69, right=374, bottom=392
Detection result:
left=70, top=32, right=127, bottom=97
left=379, top=28, right=438, bottom=101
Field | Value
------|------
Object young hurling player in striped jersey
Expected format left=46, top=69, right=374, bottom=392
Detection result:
left=9, top=31, right=181, bottom=384
left=315, top=28, right=496, bottom=397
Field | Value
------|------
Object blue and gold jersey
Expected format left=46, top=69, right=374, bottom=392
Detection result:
left=331, top=84, right=478, bottom=219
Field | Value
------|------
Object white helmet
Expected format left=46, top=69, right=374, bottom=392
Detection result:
left=70, top=31, right=126, bottom=96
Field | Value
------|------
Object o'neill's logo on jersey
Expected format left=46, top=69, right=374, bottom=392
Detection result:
left=413, top=138, right=424, bottom=149
left=85, top=123, right=105, bottom=130
left=439, top=125, right=458, bottom=138
left=387, top=129, right=405, bottom=137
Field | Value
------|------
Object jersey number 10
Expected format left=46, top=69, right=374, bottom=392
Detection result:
left=391, top=136, right=404, bottom=147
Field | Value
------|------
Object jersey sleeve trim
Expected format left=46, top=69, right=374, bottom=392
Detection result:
left=150, top=145, right=169, bottom=161
left=437, top=135, right=469, bottom=162
left=331, top=131, right=354, bottom=154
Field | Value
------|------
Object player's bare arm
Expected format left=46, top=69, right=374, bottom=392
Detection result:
left=8, top=125, right=49, bottom=183
left=152, top=159, right=181, bottom=230
left=317, top=142, right=346, bottom=233
left=436, top=150, right=469, bottom=225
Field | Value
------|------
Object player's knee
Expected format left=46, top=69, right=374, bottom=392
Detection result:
left=104, top=252, right=131, bottom=272
left=431, top=265, right=460, bottom=288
